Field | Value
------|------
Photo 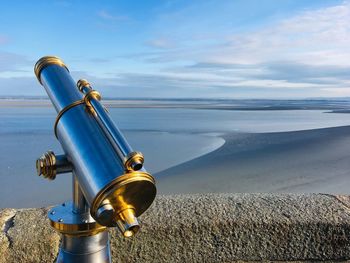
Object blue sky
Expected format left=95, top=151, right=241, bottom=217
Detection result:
left=0, top=0, right=349, bottom=98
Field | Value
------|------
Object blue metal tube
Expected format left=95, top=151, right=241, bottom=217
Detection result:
left=38, top=64, right=125, bottom=206
left=34, top=56, right=156, bottom=230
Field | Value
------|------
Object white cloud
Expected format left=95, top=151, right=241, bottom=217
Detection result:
left=131, top=1, right=350, bottom=97
left=209, top=1, right=350, bottom=66
left=2, top=2, right=350, bottom=98
left=0, top=51, right=32, bottom=74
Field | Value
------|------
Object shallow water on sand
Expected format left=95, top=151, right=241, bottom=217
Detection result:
left=1, top=107, right=350, bottom=208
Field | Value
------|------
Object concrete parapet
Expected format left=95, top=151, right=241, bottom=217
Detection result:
left=1, top=193, right=350, bottom=262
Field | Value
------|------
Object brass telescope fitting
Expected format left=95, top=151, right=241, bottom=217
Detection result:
left=125, top=151, right=144, bottom=171
left=34, top=56, right=68, bottom=84
left=77, top=79, right=91, bottom=92
left=36, top=151, right=72, bottom=180
left=34, top=55, right=156, bottom=262
left=117, top=208, right=140, bottom=237
left=36, top=151, right=57, bottom=180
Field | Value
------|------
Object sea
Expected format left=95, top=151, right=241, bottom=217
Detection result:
left=1, top=106, right=350, bottom=208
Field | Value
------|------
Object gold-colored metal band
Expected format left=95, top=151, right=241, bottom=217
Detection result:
left=50, top=219, right=106, bottom=237
left=84, top=90, right=101, bottom=104
left=83, top=90, right=102, bottom=115
left=34, top=56, right=69, bottom=85
left=49, top=203, right=107, bottom=237
left=54, top=91, right=101, bottom=138
left=54, top=100, right=85, bottom=138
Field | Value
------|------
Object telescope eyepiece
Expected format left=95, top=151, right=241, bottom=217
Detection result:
left=96, top=204, right=140, bottom=237
left=116, top=208, right=140, bottom=237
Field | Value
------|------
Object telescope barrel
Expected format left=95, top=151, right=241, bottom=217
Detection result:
left=35, top=57, right=126, bottom=204
left=34, top=56, right=156, bottom=235
left=34, top=58, right=80, bottom=112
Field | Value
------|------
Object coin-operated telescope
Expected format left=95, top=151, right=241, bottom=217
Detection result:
left=34, top=56, right=156, bottom=263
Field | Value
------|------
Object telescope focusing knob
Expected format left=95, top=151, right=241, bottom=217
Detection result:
left=36, top=151, right=72, bottom=180
left=96, top=203, right=115, bottom=226
left=36, top=151, right=57, bottom=180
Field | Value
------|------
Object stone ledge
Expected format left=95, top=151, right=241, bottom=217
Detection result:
left=1, top=193, right=350, bottom=263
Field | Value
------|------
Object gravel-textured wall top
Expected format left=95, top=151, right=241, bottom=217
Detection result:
left=1, top=193, right=350, bottom=263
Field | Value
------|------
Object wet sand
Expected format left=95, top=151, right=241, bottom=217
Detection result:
left=2, top=99, right=350, bottom=208
left=156, top=126, right=350, bottom=194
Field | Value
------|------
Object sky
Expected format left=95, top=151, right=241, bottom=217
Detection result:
left=0, top=0, right=349, bottom=99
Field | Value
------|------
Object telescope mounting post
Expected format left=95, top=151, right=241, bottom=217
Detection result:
left=37, top=153, right=111, bottom=262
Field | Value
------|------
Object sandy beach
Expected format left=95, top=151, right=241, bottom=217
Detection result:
left=156, top=125, right=350, bottom=194
left=2, top=100, right=350, bottom=208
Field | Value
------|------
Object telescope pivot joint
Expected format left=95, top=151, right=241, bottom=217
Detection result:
left=36, top=151, right=72, bottom=180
